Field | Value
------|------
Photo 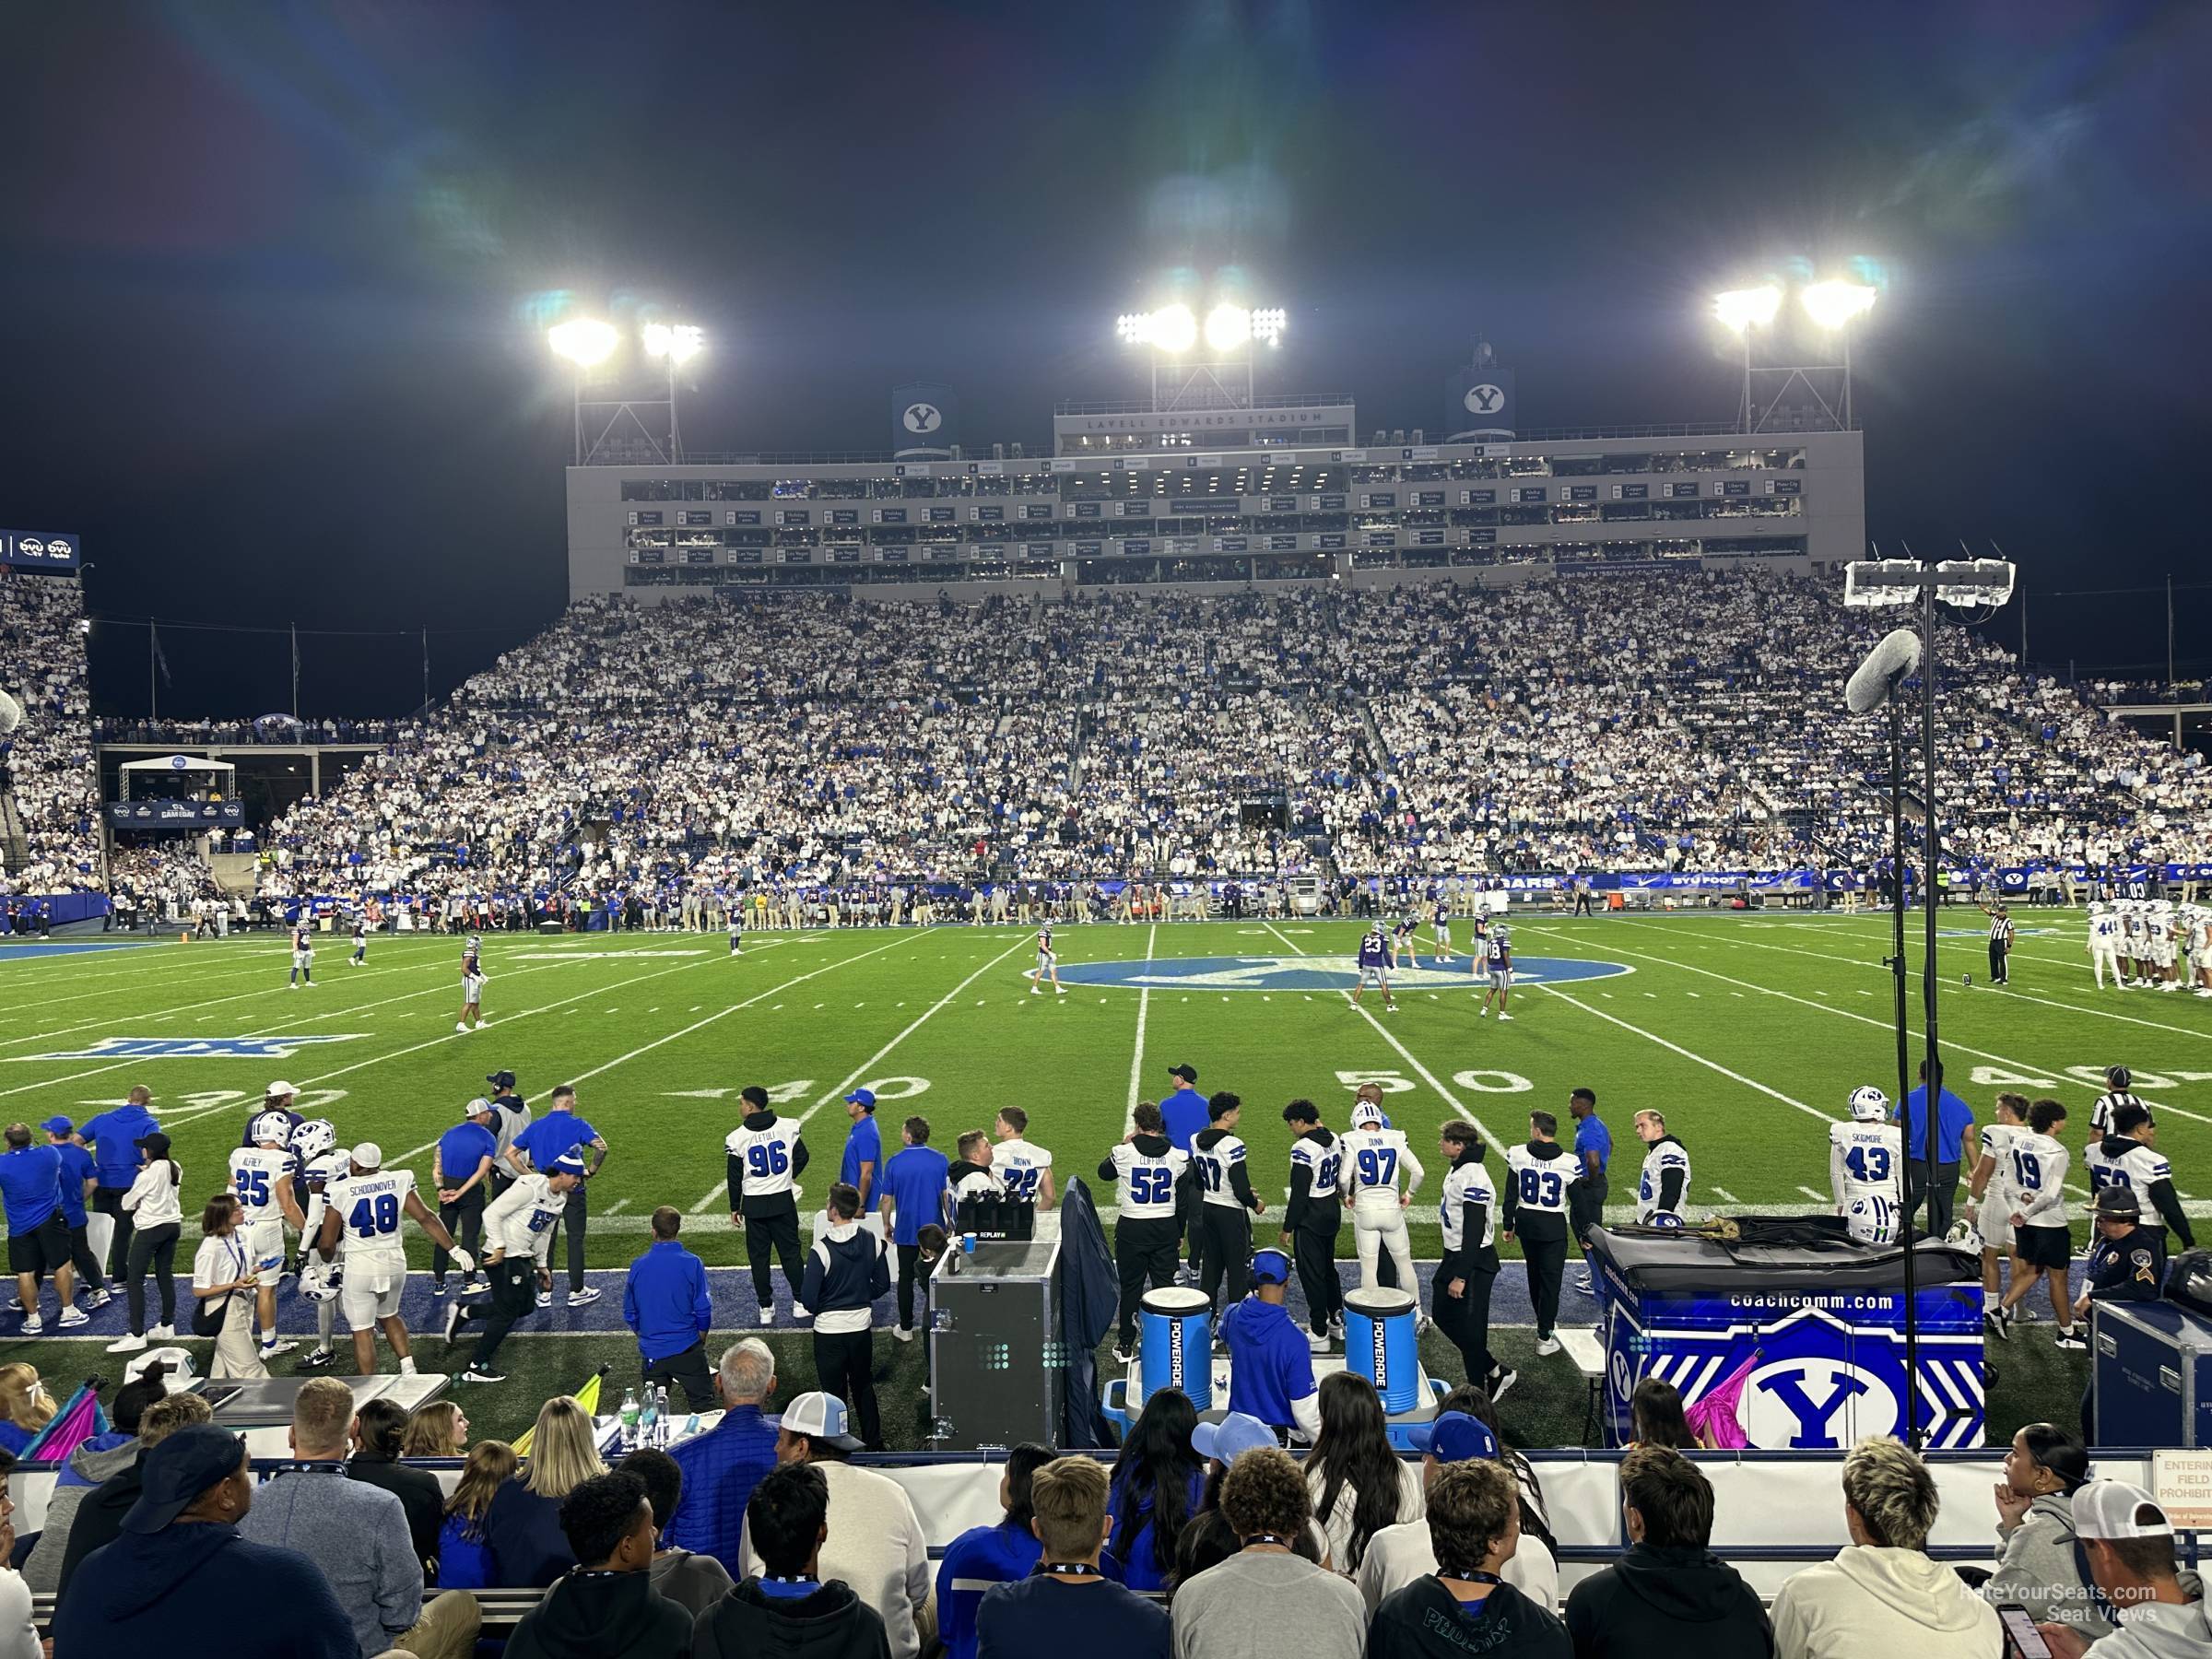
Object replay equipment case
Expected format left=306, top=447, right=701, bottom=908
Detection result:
left=2094, top=1300, right=2212, bottom=1449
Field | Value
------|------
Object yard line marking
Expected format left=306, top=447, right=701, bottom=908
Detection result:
left=1535, top=982, right=1832, bottom=1124
left=1125, top=924, right=1158, bottom=1131
left=1796, top=1185, right=1830, bottom=1203
left=1711, top=1186, right=1742, bottom=1203
left=688, top=1182, right=725, bottom=1215
left=799, top=935, right=1036, bottom=1125
left=602, top=1199, right=629, bottom=1217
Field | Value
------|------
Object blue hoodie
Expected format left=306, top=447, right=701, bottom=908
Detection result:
left=78, top=1102, right=160, bottom=1190
left=53, top=1521, right=359, bottom=1659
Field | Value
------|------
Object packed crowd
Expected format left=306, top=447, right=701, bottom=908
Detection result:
left=8, top=568, right=2208, bottom=912
left=0, top=574, right=98, bottom=895
left=8, top=1352, right=2203, bottom=1658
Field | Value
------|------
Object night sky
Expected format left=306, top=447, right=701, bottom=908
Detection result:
left=2, top=1, right=2206, bottom=717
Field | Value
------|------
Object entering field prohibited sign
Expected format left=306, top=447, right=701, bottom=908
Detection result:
left=2152, top=1450, right=2212, bottom=1530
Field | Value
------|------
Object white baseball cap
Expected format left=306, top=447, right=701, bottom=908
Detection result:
left=774, top=1390, right=862, bottom=1452
left=350, top=1142, right=383, bottom=1170
left=2074, top=1479, right=2172, bottom=1541
left=266, top=1081, right=299, bottom=1099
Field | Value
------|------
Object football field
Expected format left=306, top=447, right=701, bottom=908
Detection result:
left=2, top=909, right=2204, bottom=1447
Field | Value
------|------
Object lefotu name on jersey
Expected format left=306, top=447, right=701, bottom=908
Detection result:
left=8, top=1034, right=368, bottom=1063
left=1043, top=955, right=1632, bottom=993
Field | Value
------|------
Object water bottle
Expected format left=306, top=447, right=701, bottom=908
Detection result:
left=655, top=1385, right=672, bottom=1446
left=639, top=1385, right=658, bottom=1448
left=618, top=1388, right=640, bottom=1451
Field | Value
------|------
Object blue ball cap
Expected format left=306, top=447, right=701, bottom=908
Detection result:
left=844, top=1088, right=876, bottom=1109
left=39, top=1116, right=73, bottom=1135
left=1406, top=1410, right=1500, bottom=1464
left=123, top=1424, right=246, bottom=1533
left=1190, top=1412, right=1278, bottom=1465
left=1249, top=1248, right=1291, bottom=1287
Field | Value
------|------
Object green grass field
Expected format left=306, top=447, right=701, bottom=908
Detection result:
left=2, top=909, right=2204, bottom=1447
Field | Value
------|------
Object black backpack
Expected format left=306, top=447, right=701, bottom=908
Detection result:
left=2166, top=1248, right=2212, bottom=1319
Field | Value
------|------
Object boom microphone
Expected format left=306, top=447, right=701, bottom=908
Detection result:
left=1845, top=628, right=1922, bottom=715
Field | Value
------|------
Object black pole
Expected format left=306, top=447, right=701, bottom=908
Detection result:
left=1889, top=688, right=1921, bottom=1449
left=1914, top=571, right=1947, bottom=1450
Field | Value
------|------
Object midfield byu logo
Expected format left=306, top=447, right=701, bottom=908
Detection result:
left=8, top=1035, right=367, bottom=1063
left=901, top=402, right=942, bottom=434
left=1744, top=1357, right=1900, bottom=1450
left=1048, top=955, right=1630, bottom=993
left=1464, top=382, right=1504, bottom=415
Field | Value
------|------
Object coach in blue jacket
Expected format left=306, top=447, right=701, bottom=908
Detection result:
left=622, top=1206, right=715, bottom=1408
left=1218, top=1249, right=1321, bottom=1442
left=79, top=1086, right=159, bottom=1279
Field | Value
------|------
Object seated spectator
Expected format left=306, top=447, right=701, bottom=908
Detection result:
left=1770, top=1436, right=2002, bottom=1659
left=1170, top=1445, right=1366, bottom=1659
left=741, top=1392, right=932, bottom=1659
left=1982, top=1423, right=2097, bottom=1639
left=1106, top=1386, right=1203, bottom=1594
left=1451, top=1385, right=1558, bottom=1550
left=696, top=1460, right=892, bottom=1659
left=617, top=1445, right=735, bottom=1618
left=2034, top=1479, right=2209, bottom=1658
left=1563, top=1445, right=1771, bottom=1657
left=403, top=1400, right=469, bottom=1457
left=1174, top=1415, right=1326, bottom=1582
left=239, top=1374, right=479, bottom=1659
left=1306, top=1371, right=1425, bottom=1573
left=1630, top=1376, right=1696, bottom=1450
left=1369, top=1460, right=1571, bottom=1657
left=976, top=1455, right=1168, bottom=1659
left=436, top=1439, right=518, bottom=1592
left=53, top=1388, right=213, bottom=1603
left=0, top=1366, right=53, bottom=1458
left=487, top=1394, right=606, bottom=1586
left=1357, top=1411, right=1558, bottom=1616
left=506, top=1470, right=691, bottom=1659
left=937, top=1442, right=1053, bottom=1659
left=50, top=1422, right=358, bottom=1658
left=349, top=1394, right=445, bottom=1572
left=664, top=1337, right=779, bottom=1578
left=0, top=1453, right=36, bottom=1659
left=21, top=1357, right=168, bottom=1594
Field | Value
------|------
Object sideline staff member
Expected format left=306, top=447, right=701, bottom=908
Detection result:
left=1218, top=1248, right=1321, bottom=1443
left=2076, top=1185, right=2168, bottom=1441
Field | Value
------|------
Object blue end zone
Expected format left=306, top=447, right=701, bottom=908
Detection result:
left=1045, top=954, right=1633, bottom=992
left=0, top=939, right=169, bottom=960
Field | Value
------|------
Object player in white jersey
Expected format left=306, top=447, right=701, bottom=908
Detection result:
left=2087, top=902, right=2122, bottom=989
left=989, top=1106, right=1055, bottom=1206
left=349, top=914, right=369, bottom=967
left=288, top=920, right=315, bottom=988
left=2088, top=1065, right=2151, bottom=1153
left=1030, top=925, right=1065, bottom=995
left=1336, top=1099, right=1425, bottom=1297
left=457, top=935, right=487, bottom=1032
left=2183, top=903, right=2212, bottom=995
left=1829, top=1087, right=1903, bottom=1245
left=2122, top=903, right=2150, bottom=985
left=724, top=1083, right=811, bottom=1324
left=294, top=1147, right=349, bottom=1371
left=229, top=1112, right=305, bottom=1361
left=1966, top=1092, right=2028, bottom=1318
left=313, top=1142, right=472, bottom=1375
left=2088, top=1100, right=2196, bottom=1248
left=1993, top=1100, right=2078, bottom=1344
left=1099, top=1100, right=1189, bottom=1359
left=1630, top=1110, right=1692, bottom=1225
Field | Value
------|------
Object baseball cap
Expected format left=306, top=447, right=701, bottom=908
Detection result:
left=2075, top=1479, right=2172, bottom=1541
left=462, top=1097, right=496, bottom=1120
left=1249, top=1248, right=1291, bottom=1286
left=265, top=1080, right=299, bottom=1099
left=487, top=1070, right=517, bottom=1090
left=350, top=1142, right=383, bottom=1170
left=843, top=1088, right=876, bottom=1109
left=2093, top=1185, right=2143, bottom=1220
left=1167, top=1065, right=1197, bottom=1084
left=1406, top=1411, right=1500, bottom=1463
left=136, top=1132, right=171, bottom=1159
left=122, top=1424, right=246, bottom=1533
left=1190, top=1412, right=1277, bottom=1465
left=776, top=1391, right=863, bottom=1452
left=39, top=1116, right=72, bottom=1135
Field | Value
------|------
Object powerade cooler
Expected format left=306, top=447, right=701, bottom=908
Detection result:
left=1343, top=1288, right=1419, bottom=1412
left=1137, top=1287, right=1214, bottom=1410
left=1591, top=1225, right=1986, bottom=1450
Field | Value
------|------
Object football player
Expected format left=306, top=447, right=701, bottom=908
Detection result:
left=1631, top=1110, right=1692, bottom=1225
left=1030, top=923, right=1066, bottom=996
left=1965, top=1092, right=2028, bottom=1319
left=229, top=1111, right=305, bottom=1362
left=725, top=1083, right=812, bottom=1325
left=2087, top=1102, right=2194, bottom=1248
left=348, top=912, right=369, bottom=968
left=1390, top=913, right=1421, bottom=970
left=1429, top=897, right=1453, bottom=967
left=1192, top=1092, right=1265, bottom=1322
left=456, top=934, right=488, bottom=1033
left=1478, top=922, right=1513, bottom=1020
left=287, top=915, right=315, bottom=989
left=1280, top=1099, right=1345, bottom=1353
left=315, top=1141, right=473, bottom=1376
left=2087, top=901, right=2122, bottom=990
left=1352, top=924, right=1396, bottom=1010
left=1436, top=1120, right=1511, bottom=1399
left=1100, top=1102, right=1190, bottom=1362
left=1501, top=1111, right=1583, bottom=1355
left=1830, top=1087, right=1902, bottom=1245
left=989, top=1106, right=1055, bottom=1207
left=1338, top=1098, right=1425, bottom=1299
left=1992, top=1100, right=2076, bottom=1346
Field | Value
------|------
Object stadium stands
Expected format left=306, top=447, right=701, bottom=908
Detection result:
left=0, top=573, right=99, bottom=895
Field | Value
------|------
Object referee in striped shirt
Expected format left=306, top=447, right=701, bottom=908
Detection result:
left=1983, top=901, right=2014, bottom=984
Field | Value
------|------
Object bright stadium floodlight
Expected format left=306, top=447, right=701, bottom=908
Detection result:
left=642, top=322, right=704, bottom=364
left=1116, top=312, right=1148, bottom=344
left=1149, top=302, right=1197, bottom=354
left=1712, top=285, right=1782, bottom=333
left=1203, top=302, right=1252, bottom=353
left=1250, top=306, right=1287, bottom=347
left=1801, top=279, right=1878, bottom=331
left=547, top=318, right=618, bottom=367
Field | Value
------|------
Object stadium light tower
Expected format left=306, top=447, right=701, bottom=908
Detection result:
left=1116, top=300, right=1286, bottom=413
left=548, top=319, right=619, bottom=465
left=1800, top=279, right=1877, bottom=430
left=1712, top=286, right=1781, bottom=436
left=642, top=323, right=705, bottom=463
left=1711, top=274, right=1877, bottom=435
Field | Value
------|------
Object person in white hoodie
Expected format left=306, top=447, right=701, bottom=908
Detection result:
left=1771, top=1436, right=2002, bottom=1659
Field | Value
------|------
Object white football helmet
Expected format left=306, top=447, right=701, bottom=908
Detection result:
left=1848, top=1086, right=1889, bottom=1122
left=291, top=1118, right=336, bottom=1161
left=250, top=1110, right=295, bottom=1146
left=300, top=1259, right=343, bottom=1302
left=1349, top=1099, right=1385, bottom=1129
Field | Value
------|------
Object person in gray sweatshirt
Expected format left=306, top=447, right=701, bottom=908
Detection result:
left=1170, top=1445, right=1365, bottom=1659
left=1983, top=1424, right=2100, bottom=1638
